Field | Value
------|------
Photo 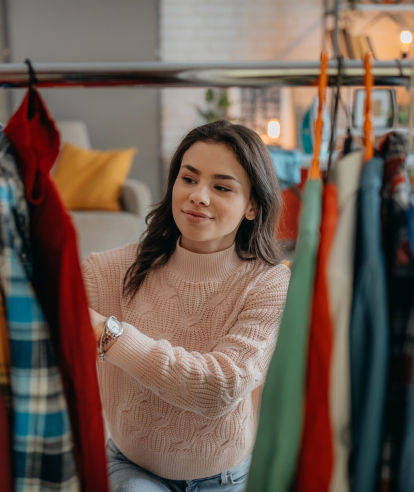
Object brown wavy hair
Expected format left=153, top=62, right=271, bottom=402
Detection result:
left=123, top=120, right=283, bottom=298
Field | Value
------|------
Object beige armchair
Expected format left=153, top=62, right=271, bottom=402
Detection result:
left=55, top=121, right=152, bottom=261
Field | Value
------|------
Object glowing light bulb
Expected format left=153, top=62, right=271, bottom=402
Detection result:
left=401, top=31, right=412, bottom=44
left=267, top=119, right=280, bottom=139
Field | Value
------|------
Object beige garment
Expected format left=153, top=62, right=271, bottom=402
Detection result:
left=82, top=241, right=290, bottom=480
left=327, top=151, right=364, bottom=492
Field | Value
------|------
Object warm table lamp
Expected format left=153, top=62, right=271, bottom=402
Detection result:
left=401, top=30, right=412, bottom=58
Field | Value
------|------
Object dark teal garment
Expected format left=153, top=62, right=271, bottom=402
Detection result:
left=246, top=178, right=322, bottom=492
left=399, top=205, right=414, bottom=492
left=350, top=157, right=389, bottom=492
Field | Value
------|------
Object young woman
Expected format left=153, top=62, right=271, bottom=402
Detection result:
left=83, top=120, right=291, bottom=492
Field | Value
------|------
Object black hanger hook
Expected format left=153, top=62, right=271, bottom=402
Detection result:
left=25, top=59, right=37, bottom=89
left=326, top=54, right=344, bottom=176
left=24, top=59, right=37, bottom=120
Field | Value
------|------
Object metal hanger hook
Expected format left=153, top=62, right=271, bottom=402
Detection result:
left=326, top=54, right=344, bottom=176
left=24, top=59, right=37, bottom=90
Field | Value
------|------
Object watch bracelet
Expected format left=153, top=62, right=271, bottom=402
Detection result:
left=99, top=317, right=123, bottom=349
left=101, top=332, right=115, bottom=348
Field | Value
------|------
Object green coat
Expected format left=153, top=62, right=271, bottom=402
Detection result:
left=247, top=178, right=322, bottom=492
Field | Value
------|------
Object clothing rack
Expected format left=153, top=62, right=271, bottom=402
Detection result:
left=1, top=59, right=414, bottom=88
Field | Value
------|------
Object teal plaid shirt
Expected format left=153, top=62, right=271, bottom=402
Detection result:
left=0, top=133, right=79, bottom=492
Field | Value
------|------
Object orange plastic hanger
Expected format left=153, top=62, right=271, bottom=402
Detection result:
left=310, top=52, right=329, bottom=180
left=363, top=52, right=374, bottom=161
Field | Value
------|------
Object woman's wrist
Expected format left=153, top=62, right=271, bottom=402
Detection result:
left=88, top=308, right=107, bottom=344
left=96, top=315, right=124, bottom=358
left=97, top=321, right=106, bottom=346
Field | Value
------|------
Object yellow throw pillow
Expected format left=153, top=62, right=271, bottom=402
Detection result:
left=53, top=143, right=136, bottom=211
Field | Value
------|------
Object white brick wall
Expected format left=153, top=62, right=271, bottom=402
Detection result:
left=160, top=0, right=324, bottom=179
left=0, top=5, right=10, bottom=124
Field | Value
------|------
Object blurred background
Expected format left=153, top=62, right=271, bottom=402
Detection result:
left=1, top=0, right=412, bottom=258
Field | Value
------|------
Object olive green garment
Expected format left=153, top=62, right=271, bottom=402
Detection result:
left=247, top=178, right=322, bottom=492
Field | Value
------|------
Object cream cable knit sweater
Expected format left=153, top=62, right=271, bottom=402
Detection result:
left=81, top=240, right=290, bottom=480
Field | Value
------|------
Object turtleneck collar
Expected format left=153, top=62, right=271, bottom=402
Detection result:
left=168, top=238, right=244, bottom=282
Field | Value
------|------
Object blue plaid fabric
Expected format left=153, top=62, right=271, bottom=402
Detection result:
left=0, top=133, right=80, bottom=492
left=379, top=132, right=414, bottom=491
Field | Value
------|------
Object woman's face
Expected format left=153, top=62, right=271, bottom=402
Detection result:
left=172, top=141, right=257, bottom=254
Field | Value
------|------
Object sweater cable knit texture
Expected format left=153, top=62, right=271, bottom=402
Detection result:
left=81, top=240, right=290, bottom=480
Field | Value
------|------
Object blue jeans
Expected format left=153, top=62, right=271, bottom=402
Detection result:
left=106, top=438, right=251, bottom=492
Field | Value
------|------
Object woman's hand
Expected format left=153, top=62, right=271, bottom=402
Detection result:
left=88, top=308, right=106, bottom=344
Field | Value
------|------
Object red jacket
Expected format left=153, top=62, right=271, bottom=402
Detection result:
left=4, top=89, right=109, bottom=492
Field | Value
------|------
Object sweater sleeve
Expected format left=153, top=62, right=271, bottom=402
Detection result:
left=81, top=255, right=100, bottom=313
left=105, top=265, right=291, bottom=419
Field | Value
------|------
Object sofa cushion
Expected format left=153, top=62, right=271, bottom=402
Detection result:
left=54, top=143, right=136, bottom=212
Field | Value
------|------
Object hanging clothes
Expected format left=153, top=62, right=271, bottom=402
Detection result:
left=247, top=53, right=327, bottom=492
left=380, top=132, right=413, bottom=271
left=408, top=203, right=414, bottom=254
left=398, top=152, right=414, bottom=492
left=399, top=305, right=414, bottom=492
left=0, top=290, right=11, bottom=412
left=0, top=390, right=13, bottom=492
left=327, top=150, right=364, bottom=492
left=0, top=292, right=13, bottom=492
left=3, top=89, right=109, bottom=492
left=295, top=181, right=338, bottom=492
left=379, top=132, right=414, bottom=492
left=246, top=178, right=322, bottom=492
left=349, top=156, right=389, bottom=492
left=0, top=132, right=79, bottom=491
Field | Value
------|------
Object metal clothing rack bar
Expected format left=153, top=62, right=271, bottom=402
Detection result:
left=0, top=59, right=413, bottom=88
left=338, top=3, right=414, bottom=11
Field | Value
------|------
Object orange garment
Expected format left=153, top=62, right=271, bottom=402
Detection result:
left=295, top=182, right=338, bottom=491
left=0, top=293, right=11, bottom=410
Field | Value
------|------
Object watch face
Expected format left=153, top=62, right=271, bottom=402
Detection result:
left=107, top=317, right=122, bottom=335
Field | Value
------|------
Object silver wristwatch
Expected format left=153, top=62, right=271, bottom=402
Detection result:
left=98, top=316, right=123, bottom=361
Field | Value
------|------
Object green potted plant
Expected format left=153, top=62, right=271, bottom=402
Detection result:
left=196, top=89, right=231, bottom=123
